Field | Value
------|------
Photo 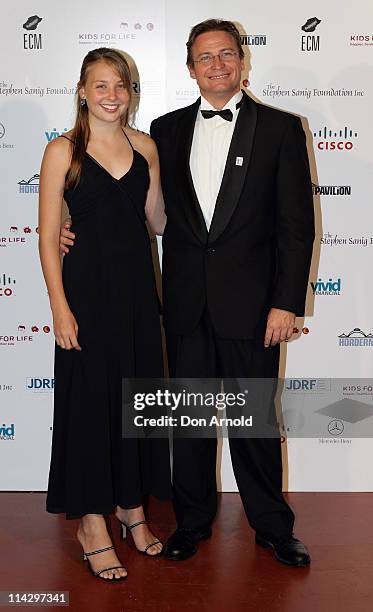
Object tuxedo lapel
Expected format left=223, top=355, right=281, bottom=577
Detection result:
left=176, top=98, right=208, bottom=244
left=208, top=93, right=257, bottom=244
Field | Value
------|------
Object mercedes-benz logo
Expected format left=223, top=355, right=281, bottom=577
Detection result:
left=328, top=419, right=344, bottom=436
left=0, top=123, right=5, bottom=139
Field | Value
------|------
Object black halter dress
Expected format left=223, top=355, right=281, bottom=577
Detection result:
left=46, top=132, right=171, bottom=518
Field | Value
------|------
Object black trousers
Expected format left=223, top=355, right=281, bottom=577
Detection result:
left=166, top=309, right=295, bottom=538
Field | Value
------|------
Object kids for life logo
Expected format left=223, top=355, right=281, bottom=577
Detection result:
left=0, top=324, right=51, bottom=348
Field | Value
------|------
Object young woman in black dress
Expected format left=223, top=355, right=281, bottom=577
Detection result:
left=39, top=48, right=170, bottom=582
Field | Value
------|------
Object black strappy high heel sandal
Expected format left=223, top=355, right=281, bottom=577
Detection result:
left=83, top=545, right=127, bottom=581
left=119, top=520, right=163, bottom=557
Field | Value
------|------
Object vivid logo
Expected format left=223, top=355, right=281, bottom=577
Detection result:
left=310, top=277, right=341, bottom=295
left=0, top=423, right=15, bottom=439
left=45, top=128, right=68, bottom=142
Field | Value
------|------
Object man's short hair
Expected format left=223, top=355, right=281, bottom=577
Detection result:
left=186, top=19, right=244, bottom=65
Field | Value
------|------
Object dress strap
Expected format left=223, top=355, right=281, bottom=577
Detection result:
left=59, top=134, right=74, bottom=143
left=121, top=128, right=134, bottom=151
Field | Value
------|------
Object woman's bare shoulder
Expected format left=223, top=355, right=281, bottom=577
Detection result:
left=42, top=131, right=73, bottom=171
left=46, top=130, right=73, bottom=153
left=125, top=127, right=157, bottom=161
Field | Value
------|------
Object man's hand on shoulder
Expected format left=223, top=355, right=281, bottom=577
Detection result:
left=264, top=308, right=296, bottom=347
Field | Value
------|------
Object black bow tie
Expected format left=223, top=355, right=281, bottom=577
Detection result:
left=201, top=108, right=233, bottom=121
left=200, top=99, right=242, bottom=122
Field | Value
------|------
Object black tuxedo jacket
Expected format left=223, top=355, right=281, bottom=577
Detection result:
left=150, top=92, right=315, bottom=340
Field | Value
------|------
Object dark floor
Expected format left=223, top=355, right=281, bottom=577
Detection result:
left=0, top=493, right=372, bottom=612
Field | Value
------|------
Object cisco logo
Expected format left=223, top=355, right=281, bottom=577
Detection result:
left=0, top=273, right=16, bottom=297
left=313, top=126, right=358, bottom=151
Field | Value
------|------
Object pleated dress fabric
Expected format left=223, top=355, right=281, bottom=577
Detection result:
left=46, top=136, right=171, bottom=518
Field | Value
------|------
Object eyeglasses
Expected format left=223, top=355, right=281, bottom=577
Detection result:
left=193, top=50, right=239, bottom=66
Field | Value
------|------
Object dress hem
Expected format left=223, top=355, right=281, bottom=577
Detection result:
left=46, top=492, right=173, bottom=520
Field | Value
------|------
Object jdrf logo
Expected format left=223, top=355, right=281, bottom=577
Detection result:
left=0, top=423, right=15, bottom=440
left=26, top=378, right=54, bottom=392
left=45, top=128, right=68, bottom=142
left=286, top=379, right=317, bottom=391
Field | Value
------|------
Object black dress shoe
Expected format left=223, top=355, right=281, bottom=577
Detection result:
left=255, top=533, right=311, bottom=567
left=164, top=527, right=212, bottom=561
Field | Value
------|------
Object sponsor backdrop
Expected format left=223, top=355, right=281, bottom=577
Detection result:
left=1, top=0, right=372, bottom=492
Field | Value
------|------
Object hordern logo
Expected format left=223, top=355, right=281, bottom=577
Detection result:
left=18, top=174, right=39, bottom=194
left=338, top=328, right=373, bottom=347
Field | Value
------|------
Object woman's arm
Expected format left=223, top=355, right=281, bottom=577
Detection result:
left=38, top=138, right=81, bottom=350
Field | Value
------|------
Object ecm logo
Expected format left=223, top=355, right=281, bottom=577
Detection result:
left=301, top=35, right=320, bottom=51
left=23, top=15, right=43, bottom=50
left=286, top=379, right=317, bottom=391
left=301, top=17, right=321, bottom=52
left=26, top=378, right=54, bottom=392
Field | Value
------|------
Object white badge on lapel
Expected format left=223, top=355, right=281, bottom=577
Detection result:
left=235, top=157, right=243, bottom=166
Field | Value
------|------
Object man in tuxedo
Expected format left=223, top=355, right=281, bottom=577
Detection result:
left=60, top=19, right=314, bottom=567
left=150, top=19, right=314, bottom=566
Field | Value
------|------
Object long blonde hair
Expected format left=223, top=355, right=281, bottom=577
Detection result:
left=66, top=47, right=132, bottom=189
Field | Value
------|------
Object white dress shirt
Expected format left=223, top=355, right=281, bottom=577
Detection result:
left=189, top=90, right=243, bottom=230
